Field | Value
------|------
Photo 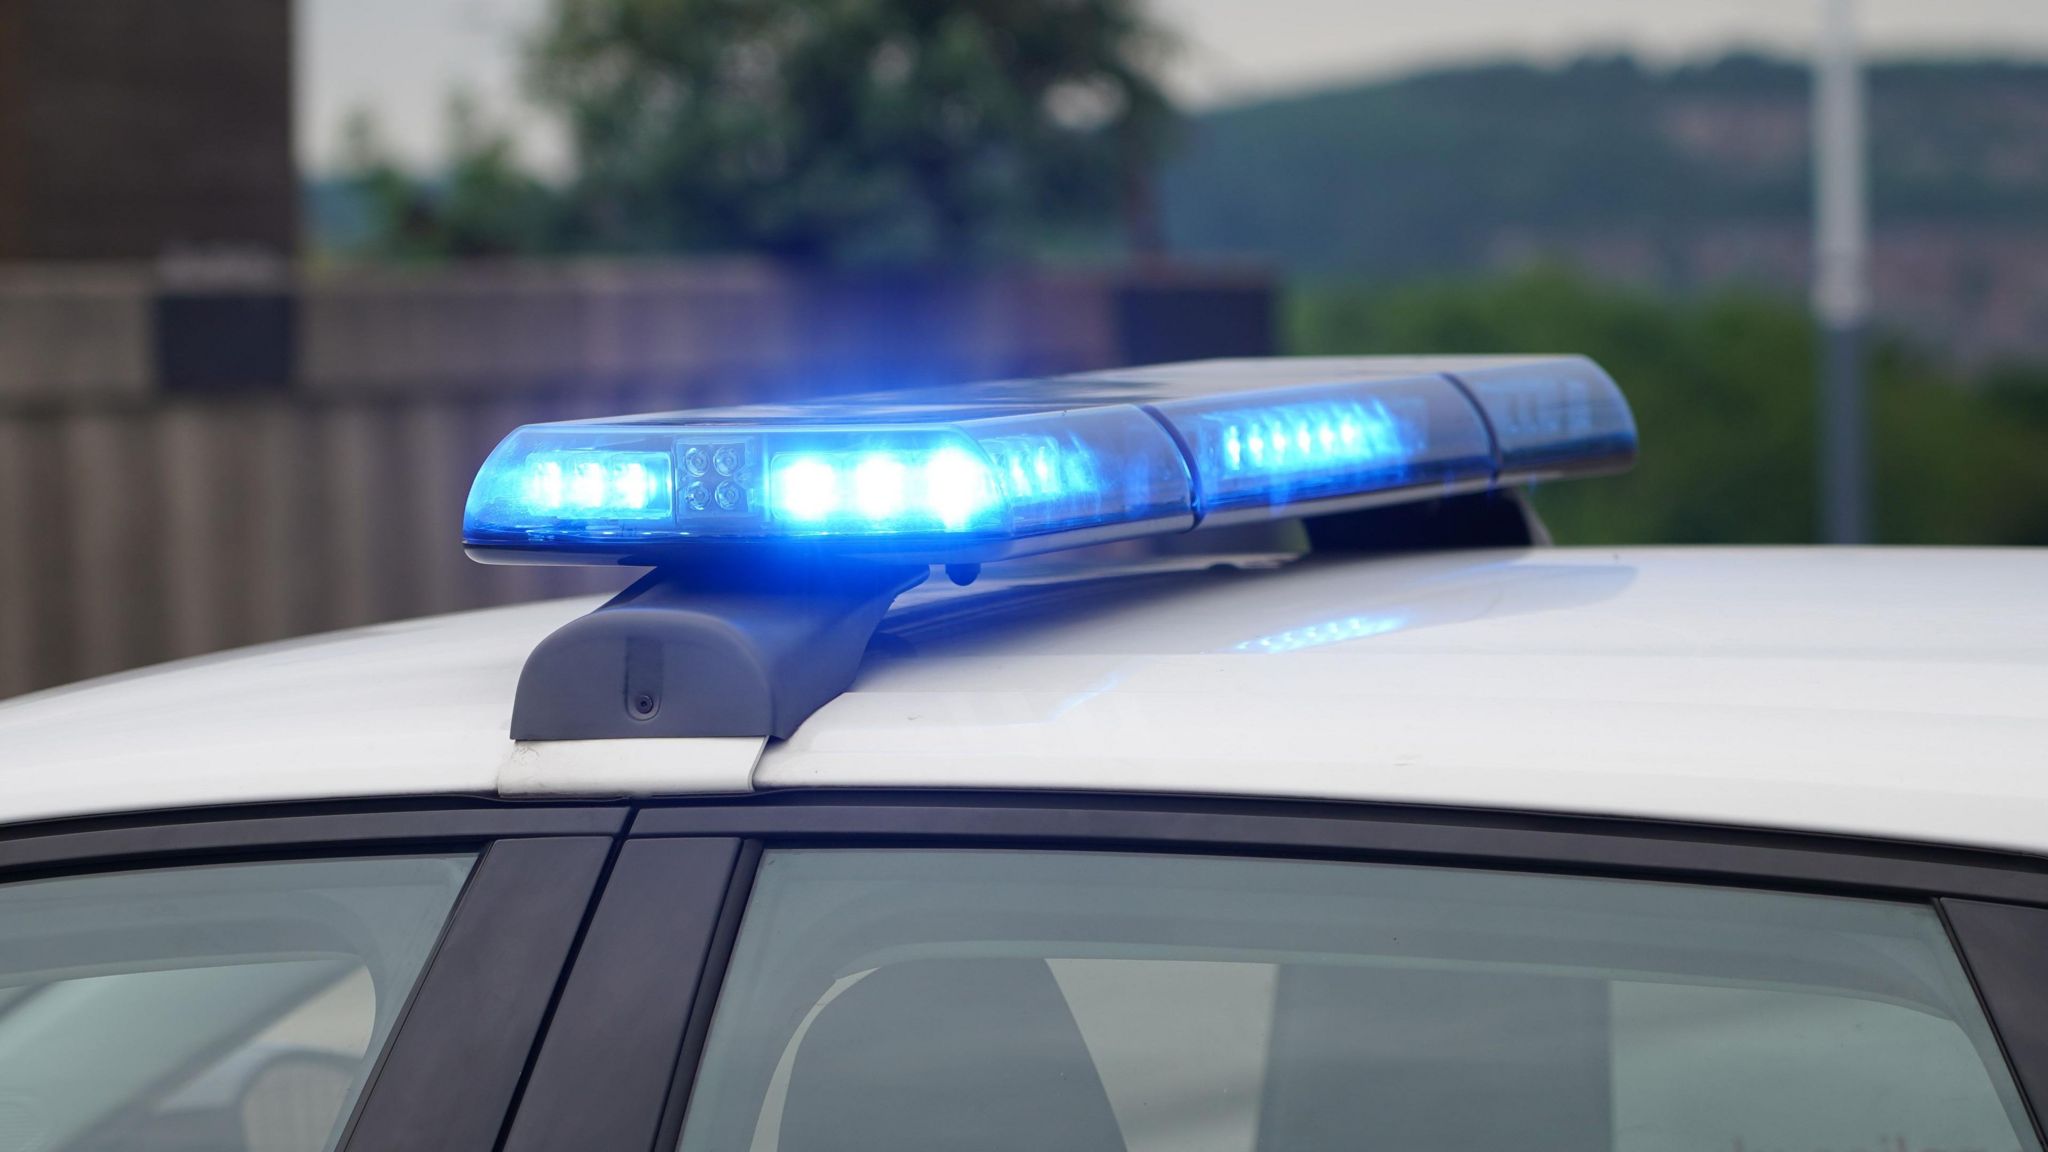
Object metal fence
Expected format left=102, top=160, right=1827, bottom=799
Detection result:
left=0, top=260, right=1272, bottom=698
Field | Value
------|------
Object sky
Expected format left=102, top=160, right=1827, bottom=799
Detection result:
left=297, top=0, right=2048, bottom=175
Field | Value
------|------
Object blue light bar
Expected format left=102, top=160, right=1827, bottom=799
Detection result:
left=463, top=355, right=1636, bottom=564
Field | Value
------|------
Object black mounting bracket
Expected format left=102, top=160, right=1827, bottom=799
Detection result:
left=511, top=561, right=928, bottom=742
left=1304, top=489, right=1550, bottom=554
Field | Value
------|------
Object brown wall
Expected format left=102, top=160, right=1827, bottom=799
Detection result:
left=0, top=0, right=294, bottom=260
left=0, top=260, right=1274, bottom=698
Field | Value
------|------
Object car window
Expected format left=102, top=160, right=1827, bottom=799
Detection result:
left=679, top=850, right=2038, bottom=1152
left=0, top=854, right=473, bottom=1152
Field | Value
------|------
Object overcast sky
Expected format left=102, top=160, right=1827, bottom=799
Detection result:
left=298, top=0, right=2048, bottom=175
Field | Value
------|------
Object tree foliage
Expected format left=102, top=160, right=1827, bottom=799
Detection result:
left=333, top=96, right=569, bottom=261
left=1289, top=268, right=2048, bottom=545
left=529, top=0, right=1175, bottom=262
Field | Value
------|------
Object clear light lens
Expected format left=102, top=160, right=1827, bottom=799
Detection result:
left=962, top=407, right=1188, bottom=540
left=1454, top=358, right=1638, bottom=478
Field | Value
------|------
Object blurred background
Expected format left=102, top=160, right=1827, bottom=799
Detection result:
left=2, top=0, right=2045, bottom=698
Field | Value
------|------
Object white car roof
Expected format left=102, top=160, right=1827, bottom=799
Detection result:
left=4, top=546, right=2047, bottom=856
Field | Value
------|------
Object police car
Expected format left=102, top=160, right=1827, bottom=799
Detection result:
left=3, top=355, right=2048, bottom=1152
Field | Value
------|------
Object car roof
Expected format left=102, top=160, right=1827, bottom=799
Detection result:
left=4, top=546, right=2047, bottom=855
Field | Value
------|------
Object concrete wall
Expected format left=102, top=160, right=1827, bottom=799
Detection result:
left=0, top=260, right=1273, bottom=697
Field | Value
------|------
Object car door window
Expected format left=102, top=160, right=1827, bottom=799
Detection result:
left=678, top=849, right=2038, bottom=1152
left=0, top=854, right=473, bottom=1152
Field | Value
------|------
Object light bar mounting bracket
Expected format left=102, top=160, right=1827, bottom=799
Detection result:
left=511, top=561, right=928, bottom=741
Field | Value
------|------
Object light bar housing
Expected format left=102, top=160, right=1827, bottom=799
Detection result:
left=464, top=355, right=1635, bottom=566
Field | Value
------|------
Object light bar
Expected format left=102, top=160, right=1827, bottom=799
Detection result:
left=463, top=355, right=1636, bottom=564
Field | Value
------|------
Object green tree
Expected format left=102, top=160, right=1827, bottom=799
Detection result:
left=1288, top=268, right=2048, bottom=546
left=334, top=111, right=435, bottom=261
left=434, top=92, right=572, bottom=257
left=337, top=95, right=568, bottom=261
left=529, top=0, right=1175, bottom=262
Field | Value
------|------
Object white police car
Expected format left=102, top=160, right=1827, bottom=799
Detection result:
left=3, top=356, right=2048, bottom=1152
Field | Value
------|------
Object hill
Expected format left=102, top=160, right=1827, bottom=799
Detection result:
left=1160, top=55, right=2048, bottom=362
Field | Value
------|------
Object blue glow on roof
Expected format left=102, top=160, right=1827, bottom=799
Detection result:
left=1234, top=613, right=1407, bottom=653
left=461, top=356, right=1636, bottom=564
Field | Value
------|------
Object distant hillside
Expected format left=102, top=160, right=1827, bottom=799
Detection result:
left=1160, top=55, right=2048, bottom=362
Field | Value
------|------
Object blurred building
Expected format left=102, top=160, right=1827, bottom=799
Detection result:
left=0, top=0, right=295, bottom=260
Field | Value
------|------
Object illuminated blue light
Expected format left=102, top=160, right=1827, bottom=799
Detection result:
left=1210, top=400, right=1405, bottom=478
left=853, top=454, right=909, bottom=520
left=1151, top=377, right=1495, bottom=521
left=767, top=446, right=1000, bottom=534
left=501, top=450, right=672, bottom=523
left=757, top=432, right=1110, bottom=536
left=925, top=447, right=994, bottom=529
left=979, top=434, right=1087, bottom=503
left=773, top=456, right=840, bottom=522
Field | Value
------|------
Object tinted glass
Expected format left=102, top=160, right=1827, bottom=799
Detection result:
left=0, top=854, right=473, bottom=1152
left=680, top=850, right=2038, bottom=1152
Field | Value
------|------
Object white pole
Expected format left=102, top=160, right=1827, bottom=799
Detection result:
left=1814, top=0, right=1870, bottom=543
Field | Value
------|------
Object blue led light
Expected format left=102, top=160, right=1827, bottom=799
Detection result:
left=1150, top=376, right=1495, bottom=521
left=772, top=456, right=841, bottom=522
left=924, top=447, right=995, bottom=529
left=1213, top=400, right=1406, bottom=477
left=766, top=445, right=1002, bottom=533
left=483, top=449, right=674, bottom=525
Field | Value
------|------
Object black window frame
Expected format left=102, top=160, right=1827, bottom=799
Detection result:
left=0, top=798, right=629, bottom=1152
